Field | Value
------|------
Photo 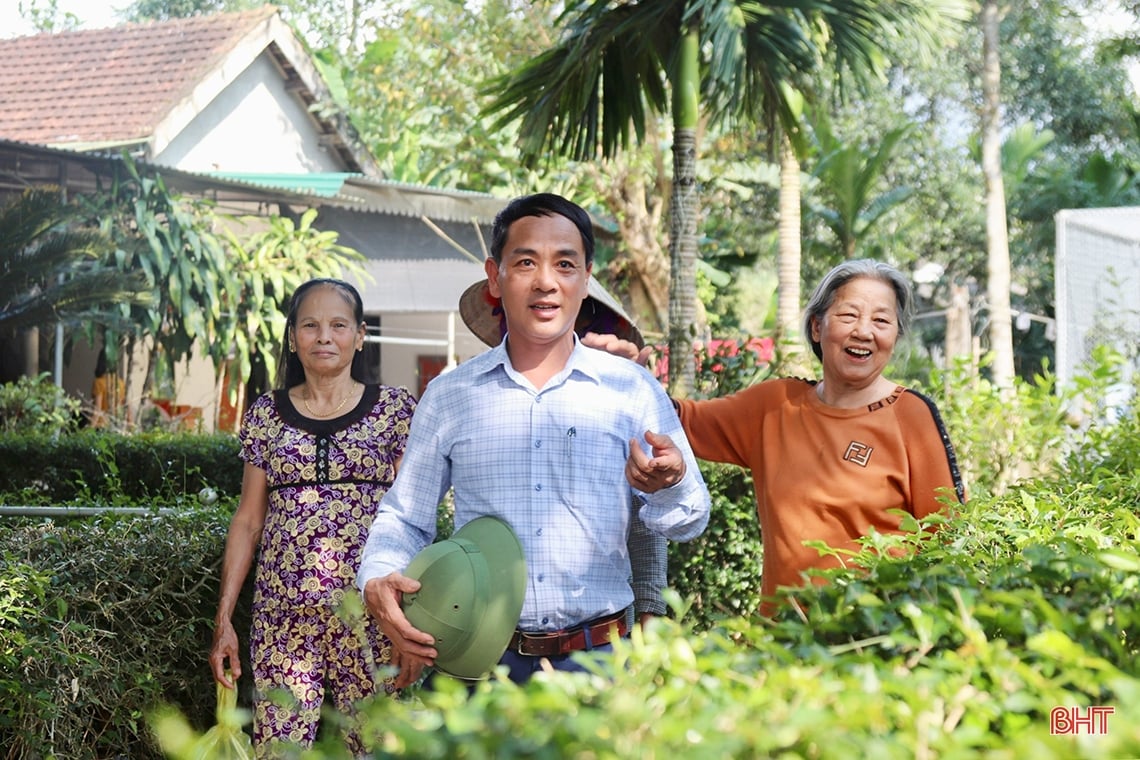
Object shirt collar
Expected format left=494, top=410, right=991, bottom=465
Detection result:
left=476, top=333, right=603, bottom=387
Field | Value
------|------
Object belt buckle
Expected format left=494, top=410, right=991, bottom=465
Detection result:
left=591, top=614, right=623, bottom=647
left=516, top=631, right=558, bottom=657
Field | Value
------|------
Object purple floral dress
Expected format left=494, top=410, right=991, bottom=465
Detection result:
left=239, top=384, right=415, bottom=754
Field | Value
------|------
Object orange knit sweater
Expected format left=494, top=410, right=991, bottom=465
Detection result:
left=677, top=378, right=964, bottom=611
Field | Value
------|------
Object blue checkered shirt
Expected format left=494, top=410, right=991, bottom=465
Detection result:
left=357, top=337, right=709, bottom=632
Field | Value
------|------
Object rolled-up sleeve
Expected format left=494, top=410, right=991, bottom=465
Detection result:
left=632, top=378, right=710, bottom=542
left=356, top=394, right=450, bottom=591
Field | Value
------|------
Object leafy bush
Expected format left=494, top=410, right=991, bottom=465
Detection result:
left=0, top=506, right=245, bottom=759
left=0, top=429, right=242, bottom=502
left=668, top=463, right=762, bottom=626
left=207, top=466, right=1138, bottom=758
left=150, top=386, right=1140, bottom=759
left=0, top=558, right=55, bottom=741
left=930, top=347, right=1133, bottom=498
left=3, top=345, right=1138, bottom=758
left=318, top=595, right=1140, bottom=759
left=0, top=373, right=82, bottom=436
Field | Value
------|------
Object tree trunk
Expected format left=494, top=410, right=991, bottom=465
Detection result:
left=21, top=328, right=38, bottom=376
left=586, top=158, right=670, bottom=334
left=981, top=0, right=1016, bottom=390
left=667, top=26, right=701, bottom=398
left=945, top=282, right=974, bottom=365
left=776, top=134, right=807, bottom=371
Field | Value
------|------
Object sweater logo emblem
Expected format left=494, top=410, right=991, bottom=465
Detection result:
left=843, top=441, right=873, bottom=467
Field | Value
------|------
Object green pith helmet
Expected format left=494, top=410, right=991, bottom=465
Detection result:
left=401, top=516, right=527, bottom=680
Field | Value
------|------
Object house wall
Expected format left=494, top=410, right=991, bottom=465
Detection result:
left=155, top=52, right=345, bottom=174
left=373, top=312, right=489, bottom=398
left=60, top=336, right=211, bottom=433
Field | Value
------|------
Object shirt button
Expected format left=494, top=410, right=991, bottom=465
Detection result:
left=542, top=616, right=549, bottom=625
left=535, top=440, right=542, bottom=448
left=537, top=574, right=544, bottom=582
left=534, top=484, right=542, bottom=492
left=535, top=528, right=543, bottom=536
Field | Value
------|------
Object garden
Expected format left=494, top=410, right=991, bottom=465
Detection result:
left=3, top=2, right=1140, bottom=758
left=1, top=344, right=1137, bottom=759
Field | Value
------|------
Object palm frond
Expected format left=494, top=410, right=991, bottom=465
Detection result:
left=0, top=188, right=152, bottom=335
left=483, top=0, right=684, bottom=164
left=481, top=0, right=968, bottom=164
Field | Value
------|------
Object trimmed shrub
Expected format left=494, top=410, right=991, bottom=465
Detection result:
left=0, top=506, right=246, bottom=759
left=0, top=430, right=242, bottom=502
left=2, top=346, right=1138, bottom=757
left=667, top=462, right=762, bottom=626
left=271, top=458, right=1139, bottom=759
left=0, top=373, right=83, bottom=436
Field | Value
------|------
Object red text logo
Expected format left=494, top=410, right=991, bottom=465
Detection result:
left=1050, top=706, right=1114, bottom=735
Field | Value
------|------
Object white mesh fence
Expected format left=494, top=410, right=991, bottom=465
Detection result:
left=1055, top=208, right=1140, bottom=389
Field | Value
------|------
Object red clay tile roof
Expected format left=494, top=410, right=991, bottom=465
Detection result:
left=0, top=5, right=278, bottom=147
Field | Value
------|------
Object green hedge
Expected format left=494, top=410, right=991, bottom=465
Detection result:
left=0, top=506, right=251, bottom=759
left=5, top=459, right=1138, bottom=758
left=1, top=358, right=1137, bottom=758
left=668, top=462, right=762, bottom=623
left=0, top=430, right=242, bottom=502
left=224, top=466, right=1137, bottom=759
left=155, top=466, right=1140, bottom=760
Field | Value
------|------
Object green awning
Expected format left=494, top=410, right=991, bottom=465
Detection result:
left=206, top=172, right=359, bottom=197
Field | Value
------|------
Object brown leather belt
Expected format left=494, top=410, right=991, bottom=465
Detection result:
left=508, top=608, right=629, bottom=657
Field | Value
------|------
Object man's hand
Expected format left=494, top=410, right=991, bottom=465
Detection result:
left=363, top=573, right=437, bottom=688
left=582, top=331, right=653, bottom=366
left=625, top=430, right=686, bottom=493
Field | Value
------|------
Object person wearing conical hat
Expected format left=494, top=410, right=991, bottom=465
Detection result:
left=357, top=193, right=710, bottom=686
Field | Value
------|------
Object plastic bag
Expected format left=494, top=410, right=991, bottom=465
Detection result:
left=189, top=677, right=254, bottom=760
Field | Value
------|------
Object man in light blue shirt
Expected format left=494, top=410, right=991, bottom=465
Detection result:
left=357, top=193, right=710, bottom=685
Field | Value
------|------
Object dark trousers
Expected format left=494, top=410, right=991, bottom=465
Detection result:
left=424, top=640, right=622, bottom=690
left=498, top=642, right=616, bottom=684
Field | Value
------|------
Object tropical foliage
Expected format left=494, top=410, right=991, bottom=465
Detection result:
left=483, top=0, right=969, bottom=393
left=0, top=373, right=83, bottom=436
left=219, top=209, right=368, bottom=398
left=0, top=187, right=150, bottom=339
left=80, top=160, right=234, bottom=401
left=63, top=157, right=366, bottom=425
left=95, top=0, right=1140, bottom=388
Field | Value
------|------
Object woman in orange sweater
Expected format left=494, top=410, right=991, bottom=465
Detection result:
left=616, top=259, right=965, bottom=614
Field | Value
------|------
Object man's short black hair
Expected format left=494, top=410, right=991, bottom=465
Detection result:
left=489, top=193, right=594, bottom=266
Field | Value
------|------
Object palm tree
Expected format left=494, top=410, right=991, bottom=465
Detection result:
left=776, top=129, right=805, bottom=366
left=980, top=0, right=1015, bottom=390
left=485, top=0, right=968, bottom=395
left=807, top=119, right=916, bottom=260
left=0, top=187, right=149, bottom=348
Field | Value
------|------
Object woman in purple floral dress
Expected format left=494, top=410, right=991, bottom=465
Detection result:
left=209, top=278, right=416, bottom=756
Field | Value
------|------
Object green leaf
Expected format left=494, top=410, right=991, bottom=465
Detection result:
left=1097, top=549, right=1140, bottom=573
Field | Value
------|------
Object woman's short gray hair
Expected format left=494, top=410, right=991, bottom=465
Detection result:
left=802, top=259, right=915, bottom=361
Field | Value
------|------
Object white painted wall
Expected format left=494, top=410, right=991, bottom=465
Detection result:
left=155, top=53, right=344, bottom=174
left=373, top=311, right=489, bottom=397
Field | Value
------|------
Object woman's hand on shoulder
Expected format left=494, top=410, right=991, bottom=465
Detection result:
left=581, top=332, right=653, bottom=367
